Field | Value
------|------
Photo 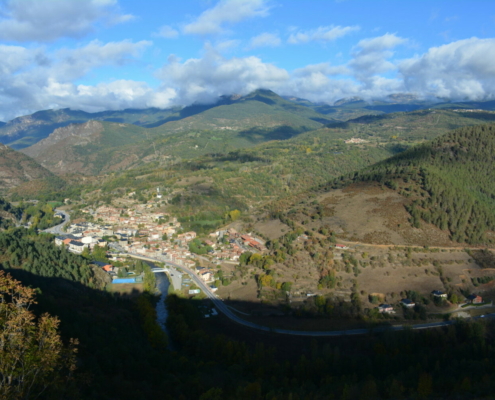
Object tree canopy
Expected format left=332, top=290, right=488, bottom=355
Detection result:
left=0, top=271, right=77, bottom=399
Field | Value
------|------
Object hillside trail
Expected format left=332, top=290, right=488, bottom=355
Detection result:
left=336, top=238, right=493, bottom=252
left=277, top=216, right=494, bottom=253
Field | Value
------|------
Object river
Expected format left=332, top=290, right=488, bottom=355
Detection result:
left=154, top=271, right=170, bottom=334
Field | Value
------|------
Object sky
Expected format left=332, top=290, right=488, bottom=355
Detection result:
left=0, top=0, right=494, bottom=121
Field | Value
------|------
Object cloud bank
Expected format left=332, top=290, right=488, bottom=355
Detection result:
left=1, top=34, right=495, bottom=121
left=400, top=37, right=495, bottom=100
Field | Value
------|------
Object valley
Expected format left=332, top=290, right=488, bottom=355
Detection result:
left=11, top=93, right=491, bottom=333
left=2, top=91, right=495, bottom=399
left=3, top=1, right=495, bottom=397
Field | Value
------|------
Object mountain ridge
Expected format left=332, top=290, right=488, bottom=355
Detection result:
left=5, top=89, right=495, bottom=151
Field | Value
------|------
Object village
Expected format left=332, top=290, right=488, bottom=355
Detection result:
left=53, top=202, right=267, bottom=291
left=50, top=195, right=494, bottom=322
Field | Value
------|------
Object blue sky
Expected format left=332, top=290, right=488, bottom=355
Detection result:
left=0, top=0, right=494, bottom=121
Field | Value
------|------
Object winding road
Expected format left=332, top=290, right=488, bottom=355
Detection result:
left=127, top=253, right=494, bottom=337
left=56, top=209, right=493, bottom=337
left=43, top=209, right=71, bottom=235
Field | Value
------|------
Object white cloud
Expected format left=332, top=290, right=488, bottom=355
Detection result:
left=0, top=44, right=40, bottom=75
left=214, top=39, right=241, bottom=52
left=0, top=0, right=134, bottom=42
left=400, top=37, right=495, bottom=100
left=349, top=33, right=406, bottom=86
left=293, top=62, right=349, bottom=77
left=355, top=33, right=406, bottom=52
left=74, top=80, right=176, bottom=111
left=248, top=32, right=281, bottom=49
left=156, top=48, right=288, bottom=105
left=0, top=40, right=152, bottom=120
left=54, top=40, right=152, bottom=81
left=183, top=0, right=270, bottom=35
left=2, top=33, right=495, bottom=122
left=154, top=25, right=179, bottom=39
left=288, top=25, right=359, bottom=44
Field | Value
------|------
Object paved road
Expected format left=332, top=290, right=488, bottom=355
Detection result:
left=124, top=253, right=495, bottom=337
left=43, top=209, right=70, bottom=235
left=123, top=252, right=184, bottom=290
left=55, top=210, right=490, bottom=337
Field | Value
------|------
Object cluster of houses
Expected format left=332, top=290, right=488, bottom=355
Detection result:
left=55, top=206, right=268, bottom=276
left=376, top=290, right=484, bottom=314
left=54, top=231, right=107, bottom=254
left=90, top=205, right=180, bottom=238
left=240, top=234, right=267, bottom=252
left=211, top=228, right=267, bottom=257
left=344, top=138, right=368, bottom=144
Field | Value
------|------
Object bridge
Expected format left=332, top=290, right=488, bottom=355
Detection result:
left=150, top=268, right=168, bottom=273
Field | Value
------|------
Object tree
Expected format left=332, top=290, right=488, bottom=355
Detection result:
left=417, top=373, right=433, bottom=398
left=92, top=244, right=108, bottom=262
left=281, top=282, right=293, bottom=292
left=0, top=271, right=77, bottom=399
left=81, top=246, right=91, bottom=259
left=227, top=209, right=241, bottom=222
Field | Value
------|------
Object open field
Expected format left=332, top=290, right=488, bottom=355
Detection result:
left=106, top=283, right=144, bottom=297
left=315, top=183, right=454, bottom=246
left=212, top=237, right=495, bottom=325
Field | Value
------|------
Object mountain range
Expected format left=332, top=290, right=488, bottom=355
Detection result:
left=0, top=90, right=490, bottom=176
left=1, top=89, right=495, bottom=247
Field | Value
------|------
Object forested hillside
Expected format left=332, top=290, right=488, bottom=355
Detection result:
left=0, top=229, right=99, bottom=285
left=330, top=123, right=495, bottom=244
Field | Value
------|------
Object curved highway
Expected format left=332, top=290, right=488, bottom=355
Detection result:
left=125, top=253, right=493, bottom=337
left=56, top=208, right=490, bottom=337
left=43, top=209, right=71, bottom=235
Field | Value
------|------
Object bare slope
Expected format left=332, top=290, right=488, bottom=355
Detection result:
left=21, top=120, right=150, bottom=175
left=273, top=123, right=495, bottom=247
left=0, top=144, right=55, bottom=191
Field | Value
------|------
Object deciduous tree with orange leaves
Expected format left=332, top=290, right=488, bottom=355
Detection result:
left=0, top=271, right=77, bottom=399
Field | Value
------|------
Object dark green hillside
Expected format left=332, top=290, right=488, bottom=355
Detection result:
left=0, top=229, right=99, bottom=285
left=331, top=123, right=495, bottom=244
left=4, top=228, right=495, bottom=399
left=431, top=99, right=495, bottom=111
left=0, top=229, right=172, bottom=399
left=149, top=89, right=333, bottom=134
left=0, top=198, right=21, bottom=228
left=93, top=126, right=400, bottom=230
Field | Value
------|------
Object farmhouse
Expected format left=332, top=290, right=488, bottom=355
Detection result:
left=198, top=269, right=212, bottom=282
left=401, top=299, right=415, bottom=308
left=467, top=294, right=483, bottom=304
left=377, top=304, right=394, bottom=313
left=432, top=290, right=447, bottom=298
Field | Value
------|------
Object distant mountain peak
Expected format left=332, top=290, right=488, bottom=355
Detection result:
left=250, top=88, right=278, bottom=96
left=333, top=97, right=364, bottom=106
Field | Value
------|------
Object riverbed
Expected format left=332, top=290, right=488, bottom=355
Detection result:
left=155, top=271, right=170, bottom=333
